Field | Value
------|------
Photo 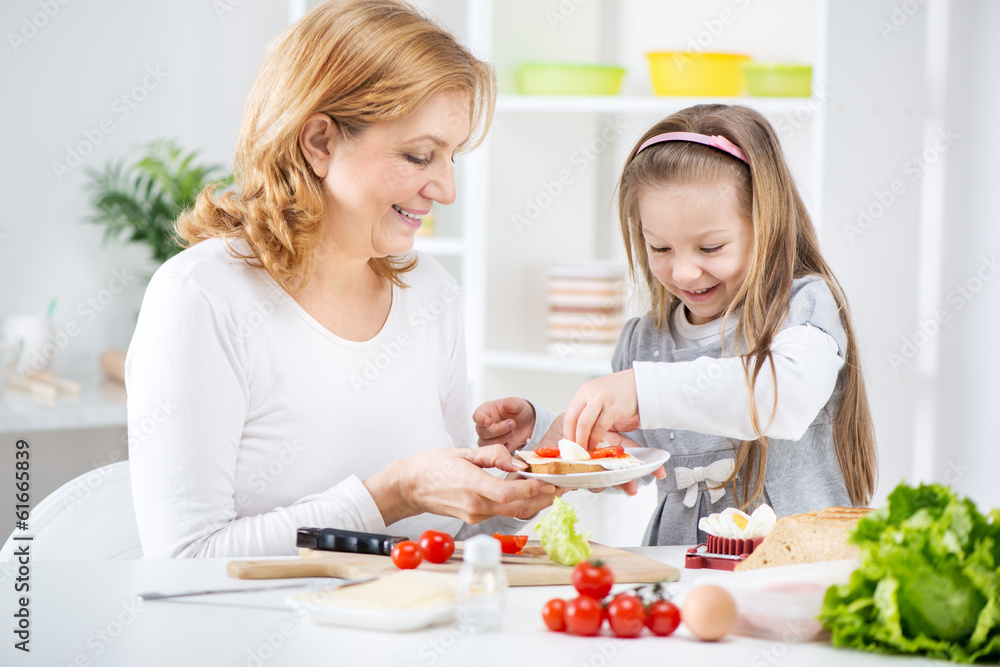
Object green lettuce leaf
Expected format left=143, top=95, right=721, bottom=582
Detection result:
left=819, top=482, right=1000, bottom=663
left=534, top=496, right=593, bottom=566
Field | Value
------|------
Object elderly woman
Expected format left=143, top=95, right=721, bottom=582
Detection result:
left=126, top=0, right=556, bottom=558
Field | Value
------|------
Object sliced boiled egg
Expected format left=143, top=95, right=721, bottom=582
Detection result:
left=698, top=504, right=775, bottom=539
left=557, top=438, right=591, bottom=461
left=717, top=507, right=752, bottom=538
left=744, top=504, right=776, bottom=537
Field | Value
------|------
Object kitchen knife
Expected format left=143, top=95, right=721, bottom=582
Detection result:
left=296, top=527, right=407, bottom=556
left=138, top=576, right=376, bottom=601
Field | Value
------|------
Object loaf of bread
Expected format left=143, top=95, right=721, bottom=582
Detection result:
left=733, top=506, right=871, bottom=571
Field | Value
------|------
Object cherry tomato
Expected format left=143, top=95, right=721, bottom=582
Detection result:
left=572, top=560, right=614, bottom=599
left=589, top=445, right=626, bottom=459
left=534, top=447, right=560, bottom=458
left=390, top=540, right=423, bottom=569
left=646, top=599, right=681, bottom=637
left=541, top=598, right=567, bottom=632
left=607, top=594, right=647, bottom=638
left=565, top=595, right=603, bottom=636
left=493, top=532, right=528, bottom=554
left=418, top=530, right=455, bottom=564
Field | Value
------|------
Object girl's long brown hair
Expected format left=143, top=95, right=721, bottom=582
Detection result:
left=618, top=104, right=877, bottom=508
left=176, top=0, right=496, bottom=290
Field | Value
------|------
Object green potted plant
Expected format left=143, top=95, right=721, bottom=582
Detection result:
left=84, top=140, right=233, bottom=385
left=84, top=139, right=233, bottom=264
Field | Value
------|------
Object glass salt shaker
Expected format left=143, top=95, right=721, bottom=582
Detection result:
left=454, top=534, right=507, bottom=632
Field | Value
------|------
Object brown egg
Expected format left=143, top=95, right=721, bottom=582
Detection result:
left=681, top=584, right=738, bottom=641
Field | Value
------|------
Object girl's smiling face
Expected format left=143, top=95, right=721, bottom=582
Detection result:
left=639, top=181, right=754, bottom=325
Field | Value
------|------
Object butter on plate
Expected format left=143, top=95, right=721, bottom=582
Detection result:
left=295, top=570, right=457, bottom=610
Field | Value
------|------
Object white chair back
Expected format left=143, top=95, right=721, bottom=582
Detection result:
left=0, top=460, right=142, bottom=561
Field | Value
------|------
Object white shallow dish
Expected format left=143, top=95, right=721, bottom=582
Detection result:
left=287, top=594, right=456, bottom=632
left=713, top=559, right=858, bottom=641
left=517, top=448, right=670, bottom=489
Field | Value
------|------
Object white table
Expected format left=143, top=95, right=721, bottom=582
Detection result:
left=1, top=547, right=935, bottom=667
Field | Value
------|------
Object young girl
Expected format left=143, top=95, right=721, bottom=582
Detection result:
left=566, top=103, right=878, bottom=544
left=478, top=104, right=877, bottom=545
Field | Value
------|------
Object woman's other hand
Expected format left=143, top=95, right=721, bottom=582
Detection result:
left=473, top=397, right=535, bottom=453
left=365, top=444, right=557, bottom=525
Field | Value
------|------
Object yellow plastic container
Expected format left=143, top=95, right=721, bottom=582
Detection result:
left=646, top=52, right=750, bottom=96
left=516, top=63, right=626, bottom=96
left=741, top=63, right=812, bottom=97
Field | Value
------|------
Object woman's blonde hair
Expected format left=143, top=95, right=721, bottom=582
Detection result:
left=177, top=0, right=496, bottom=289
left=618, top=104, right=877, bottom=509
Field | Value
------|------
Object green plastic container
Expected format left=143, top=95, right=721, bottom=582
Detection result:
left=516, top=63, right=626, bottom=96
left=741, top=63, right=812, bottom=97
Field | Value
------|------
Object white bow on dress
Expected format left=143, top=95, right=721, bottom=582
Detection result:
left=674, top=457, right=735, bottom=508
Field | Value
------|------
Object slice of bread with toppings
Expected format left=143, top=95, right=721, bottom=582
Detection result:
left=515, top=439, right=642, bottom=474
left=514, top=454, right=607, bottom=475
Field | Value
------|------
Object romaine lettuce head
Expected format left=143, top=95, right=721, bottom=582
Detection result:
left=534, top=496, right=593, bottom=566
left=819, top=482, right=1000, bottom=662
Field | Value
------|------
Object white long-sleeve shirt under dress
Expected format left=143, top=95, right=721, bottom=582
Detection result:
left=614, top=276, right=853, bottom=545
left=126, top=238, right=519, bottom=558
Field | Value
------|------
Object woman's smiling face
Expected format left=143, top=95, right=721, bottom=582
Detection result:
left=320, top=89, right=471, bottom=258
left=639, top=181, right=754, bottom=325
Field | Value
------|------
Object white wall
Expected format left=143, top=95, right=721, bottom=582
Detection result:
left=0, top=0, right=289, bottom=376
left=819, top=2, right=927, bottom=505
left=934, top=0, right=1000, bottom=507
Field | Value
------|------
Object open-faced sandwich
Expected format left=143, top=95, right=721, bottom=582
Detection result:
left=515, top=438, right=644, bottom=474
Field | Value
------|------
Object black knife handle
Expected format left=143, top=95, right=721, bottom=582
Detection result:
left=296, top=527, right=406, bottom=556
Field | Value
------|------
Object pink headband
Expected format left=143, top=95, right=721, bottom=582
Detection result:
left=635, top=131, right=748, bottom=164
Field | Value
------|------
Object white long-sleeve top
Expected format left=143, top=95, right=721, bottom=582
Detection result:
left=126, top=238, right=489, bottom=558
left=633, top=304, right=844, bottom=441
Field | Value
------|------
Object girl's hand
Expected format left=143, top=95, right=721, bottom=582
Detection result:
left=473, top=397, right=536, bottom=453
left=564, top=370, right=640, bottom=451
left=365, top=445, right=557, bottom=525
left=538, top=412, right=664, bottom=496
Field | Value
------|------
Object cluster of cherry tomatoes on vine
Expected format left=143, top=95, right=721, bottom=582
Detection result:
left=542, top=560, right=680, bottom=638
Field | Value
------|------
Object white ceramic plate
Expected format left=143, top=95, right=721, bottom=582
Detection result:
left=287, top=594, right=456, bottom=632
left=516, top=448, right=670, bottom=489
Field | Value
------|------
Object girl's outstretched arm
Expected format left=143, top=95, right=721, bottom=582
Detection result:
left=635, top=325, right=842, bottom=440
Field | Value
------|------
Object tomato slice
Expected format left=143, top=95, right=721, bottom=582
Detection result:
left=589, top=445, right=626, bottom=459
left=493, top=532, right=528, bottom=554
left=533, top=447, right=560, bottom=458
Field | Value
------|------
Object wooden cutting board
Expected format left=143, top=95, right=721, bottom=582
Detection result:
left=227, top=540, right=679, bottom=587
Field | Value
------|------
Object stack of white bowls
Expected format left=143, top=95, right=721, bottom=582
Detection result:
left=546, top=263, right=627, bottom=357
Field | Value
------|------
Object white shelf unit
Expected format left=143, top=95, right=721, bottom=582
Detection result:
left=412, top=0, right=827, bottom=417
left=497, top=95, right=814, bottom=115
left=481, top=349, right=614, bottom=377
